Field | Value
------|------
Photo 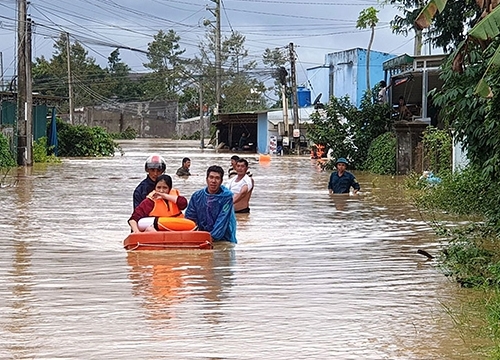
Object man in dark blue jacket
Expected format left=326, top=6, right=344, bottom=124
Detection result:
left=328, top=157, right=360, bottom=194
left=133, top=154, right=167, bottom=209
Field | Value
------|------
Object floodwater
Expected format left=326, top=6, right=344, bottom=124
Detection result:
left=0, top=139, right=485, bottom=359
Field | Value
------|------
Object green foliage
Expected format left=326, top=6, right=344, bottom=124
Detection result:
left=110, top=126, right=137, bottom=140
left=56, top=119, right=118, bottom=157
left=432, top=41, right=500, bottom=180
left=421, top=126, right=452, bottom=174
left=307, top=93, right=394, bottom=170
left=352, top=92, right=394, bottom=167
left=0, top=133, right=16, bottom=168
left=365, top=132, right=396, bottom=175
left=410, top=166, right=492, bottom=218
left=32, top=137, right=60, bottom=163
left=438, top=224, right=498, bottom=288
left=307, top=96, right=357, bottom=166
left=180, top=131, right=200, bottom=140
left=142, top=29, right=187, bottom=101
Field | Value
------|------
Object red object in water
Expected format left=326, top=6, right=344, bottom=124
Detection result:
left=124, top=231, right=213, bottom=251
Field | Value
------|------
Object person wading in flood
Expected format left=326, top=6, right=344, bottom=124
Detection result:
left=328, top=157, right=360, bottom=195
left=226, top=158, right=254, bottom=213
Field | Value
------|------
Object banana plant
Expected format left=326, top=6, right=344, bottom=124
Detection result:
left=415, top=0, right=500, bottom=97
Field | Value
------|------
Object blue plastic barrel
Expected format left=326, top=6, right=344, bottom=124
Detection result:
left=297, top=87, right=311, bottom=107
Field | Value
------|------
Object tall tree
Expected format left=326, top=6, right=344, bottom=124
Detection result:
left=106, top=49, right=141, bottom=101
left=356, top=7, right=379, bottom=92
left=142, top=29, right=187, bottom=101
left=262, top=47, right=289, bottom=107
left=197, top=29, right=266, bottom=113
left=32, top=34, right=108, bottom=108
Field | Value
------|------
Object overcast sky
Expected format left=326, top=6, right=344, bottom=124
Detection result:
left=0, top=0, right=426, bottom=90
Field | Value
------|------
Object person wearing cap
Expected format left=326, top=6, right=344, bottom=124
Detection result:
left=328, top=157, right=360, bottom=194
left=133, top=154, right=167, bottom=209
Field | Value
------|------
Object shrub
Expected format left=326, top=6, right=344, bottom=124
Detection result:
left=364, top=132, right=396, bottom=175
left=110, top=126, right=137, bottom=140
left=422, top=126, right=452, bottom=175
left=0, top=133, right=16, bottom=168
left=57, top=119, right=118, bottom=157
left=32, top=137, right=60, bottom=163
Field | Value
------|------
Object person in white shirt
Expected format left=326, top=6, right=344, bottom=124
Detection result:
left=226, top=158, right=254, bottom=213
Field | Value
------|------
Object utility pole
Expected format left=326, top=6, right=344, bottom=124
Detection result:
left=206, top=1, right=221, bottom=115
left=199, top=78, right=205, bottom=149
left=17, top=0, right=32, bottom=166
left=66, top=32, right=74, bottom=124
left=289, top=43, right=300, bottom=154
left=0, top=52, right=4, bottom=91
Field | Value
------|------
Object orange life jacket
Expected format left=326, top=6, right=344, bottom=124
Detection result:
left=149, top=188, right=184, bottom=218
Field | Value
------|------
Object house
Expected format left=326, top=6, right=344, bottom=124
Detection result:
left=214, top=106, right=318, bottom=155
left=307, top=48, right=396, bottom=107
left=384, top=53, right=446, bottom=126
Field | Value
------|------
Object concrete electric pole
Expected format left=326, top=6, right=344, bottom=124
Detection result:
left=206, top=0, right=221, bottom=115
left=289, top=43, right=300, bottom=154
left=17, top=0, right=33, bottom=166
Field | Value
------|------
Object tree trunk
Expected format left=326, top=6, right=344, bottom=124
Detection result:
left=366, top=25, right=375, bottom=92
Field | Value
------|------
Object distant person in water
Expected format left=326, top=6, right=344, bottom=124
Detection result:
left=176, top=157, right=191, bottom=177
left=328, top=157, right=360, bottom=194
left=129, top=174, right=189, bottom=233
left=185, top=165, right=237, bottom=243
left=133, top=154, right=167, bottom=209
left=226, top=158, right=254, bottom=213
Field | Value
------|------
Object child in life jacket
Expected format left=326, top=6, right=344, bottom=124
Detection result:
left=128, top=174, right=191, bottom=233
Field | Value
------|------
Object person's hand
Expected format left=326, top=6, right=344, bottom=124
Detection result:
left=147, top=190, right=156, bottom=200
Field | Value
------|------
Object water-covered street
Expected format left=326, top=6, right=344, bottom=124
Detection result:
left=0, top=139, right=480, bottom=359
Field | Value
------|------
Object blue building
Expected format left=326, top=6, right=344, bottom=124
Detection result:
left=306, top=48, right=396, bottom=108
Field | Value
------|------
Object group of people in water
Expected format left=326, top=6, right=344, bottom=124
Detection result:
left=129, top=154, right=254, bottom=244
left=129, top=152, right=360, bottom=245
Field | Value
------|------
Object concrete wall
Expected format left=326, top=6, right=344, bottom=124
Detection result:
left=69, top=100, right=178, bottom=138
left=176, top=116, right=211, bottom=138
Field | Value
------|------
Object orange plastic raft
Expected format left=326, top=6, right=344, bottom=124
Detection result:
left=124, top=231, right=213, bottom=251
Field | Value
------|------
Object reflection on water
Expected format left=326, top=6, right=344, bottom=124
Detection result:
left=0, top=139, right=490, bottom=359
left=127, top=248, right=235, bottom=323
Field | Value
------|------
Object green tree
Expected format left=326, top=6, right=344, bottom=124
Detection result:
left=32, top=34, right=109, bottom=108
left=142, top=29, right=187, bottom=101
left=106, top=49, right=142, bottom=101
left=262, top=47, right=289, bottom=108
left=307, top=96, right=358, bottom=166
left=197, top=29, right=266, bottom=113
left=356, top=7, right=379, bottom=91
left=389, top=0, right=480, bottom=53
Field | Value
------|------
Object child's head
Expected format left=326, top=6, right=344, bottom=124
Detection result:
left=155, top=174, right=173, bottom=193
left=145, top=154, right=166, bottom=181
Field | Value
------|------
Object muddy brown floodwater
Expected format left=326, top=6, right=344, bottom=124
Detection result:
left=0, top=139, right=486, bottom=359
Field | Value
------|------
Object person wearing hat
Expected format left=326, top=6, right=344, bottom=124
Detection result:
left=328, top=157, right=360, bottom=194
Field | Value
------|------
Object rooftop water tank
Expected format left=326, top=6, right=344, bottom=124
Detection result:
left=297, top=86, right=311, bottom=107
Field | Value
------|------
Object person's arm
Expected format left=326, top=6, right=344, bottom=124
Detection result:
left=128, top=219, right=141, bottom=233
left=233, top=184, right=249, bottom=205
left=128, top=198, right=154, bottom=232
left=133, top=188, right=142, bottom=209
left=176, top=195, right=188, bottom=210
left=184, top=194, right=198, bottom=223
left=351, top=174, right=360, bottom=194
left=328, top=173, right=334, bottom=194
left=210, top=195, right=234, bottom=240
